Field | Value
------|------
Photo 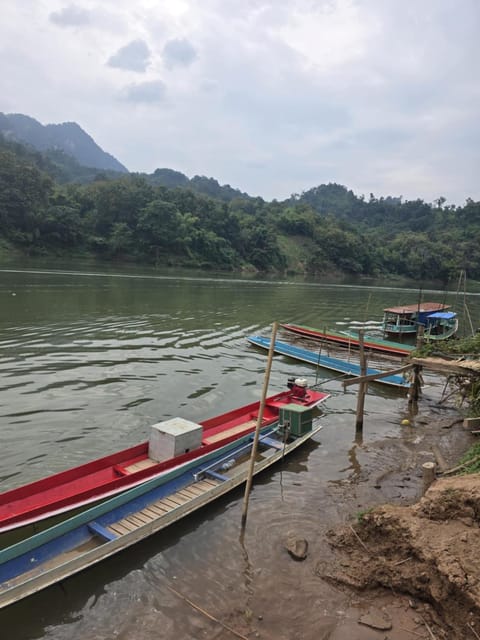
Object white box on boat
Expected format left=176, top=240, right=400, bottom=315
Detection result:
left=149, top=417, right=203, bottom=461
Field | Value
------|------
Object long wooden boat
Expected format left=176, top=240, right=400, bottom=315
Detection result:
left=0, top=415, right=323, bottom=610
left=247, top=336, right=410, bottom=389
left=0, top=383, right=328, bottom=536
left=281, top=323, right=415, bottom=357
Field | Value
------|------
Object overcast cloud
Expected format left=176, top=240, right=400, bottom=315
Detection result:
left=1, top=0, right=479, bottom=205
left=108, top=39, right=151, bottom=73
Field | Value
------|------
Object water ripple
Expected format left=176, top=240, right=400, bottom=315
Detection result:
left=0, top=266, right=475, bottom=640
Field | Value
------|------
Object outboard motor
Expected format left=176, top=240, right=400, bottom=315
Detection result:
left=287, top=377, right=308, bottom=399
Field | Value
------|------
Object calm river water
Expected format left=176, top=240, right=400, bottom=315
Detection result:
left=0, top=260, right=479, bottom=639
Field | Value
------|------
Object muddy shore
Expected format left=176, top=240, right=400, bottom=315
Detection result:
left=211, top=395, right=479, bottom=640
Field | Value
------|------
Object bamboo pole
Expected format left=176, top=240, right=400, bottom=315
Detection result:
left=315, top=342, right=322, bottom=386
left=241, top=321, right=278, bottom=529
left=355, top=329, right=367, bottom=433
left=409, top=364, right=422, bottom=402
left=166, top=584, right=249, bottom=640
left=342, top=363, right=413, bottom=387
left=416, top=324, right=425, bottom=349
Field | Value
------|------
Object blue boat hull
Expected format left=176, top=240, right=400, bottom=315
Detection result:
left=0, top=424, right=322, bottom=609
left=247, top=336, right=409, bottom=389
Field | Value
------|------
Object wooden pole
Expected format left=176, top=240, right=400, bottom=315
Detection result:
left=431, top=445, right=448, bottom=473
left=241, top=321, right=278, bottom=529
left=422, top=461, right=436, bottom=493
left=355, top=329, right=367, bottom=433
left=416, top=324, right=425, bottom=349
left=409, top=364, right=422, bottom=403
left=315, top=343, right=322, bottom=386
left=342, top=363, right=413, bottom=387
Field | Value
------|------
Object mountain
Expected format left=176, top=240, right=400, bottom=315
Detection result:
left=0, top=113, right=128, bottom=174
left=143, top=168, right=252, bottom=202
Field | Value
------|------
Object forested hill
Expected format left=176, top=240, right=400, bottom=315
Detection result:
left=143, top=168, right=251, bottom=202
left=292, top=184, right=436, bottom=233
left=1, top=132, right=479, bottom=281
left=0, top=113, right=128, bottom=174
left=0, top=113, right=250, bottom=202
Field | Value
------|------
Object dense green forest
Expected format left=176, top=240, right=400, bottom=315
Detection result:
left=1, top=134, right=479, bottom=281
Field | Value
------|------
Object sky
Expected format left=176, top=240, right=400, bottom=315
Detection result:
left=1, top=1, right=479, bottom=205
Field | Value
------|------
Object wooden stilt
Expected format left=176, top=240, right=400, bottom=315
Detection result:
left=355, top=330, right=367, bottom=433
left=409, top=364, right=422, bottom=403
left=422, top=461, right=436, bottom=492
left=241, top=321, right=278, bottom=529
left=416, top=324, right=425, bottom=349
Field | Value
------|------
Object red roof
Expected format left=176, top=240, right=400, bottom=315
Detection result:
left=383, top=302, right=450, bottom=314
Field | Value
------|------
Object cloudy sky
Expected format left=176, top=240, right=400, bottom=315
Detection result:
left=1, top=1, right=479, bottom=204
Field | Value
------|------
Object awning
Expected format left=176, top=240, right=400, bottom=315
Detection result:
left=427, top=312, right=457, bottom=319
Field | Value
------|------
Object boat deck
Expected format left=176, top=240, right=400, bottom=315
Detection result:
left=2, top=478, right=222, bottom=590
left=107, top=479, right=220, bottom=536
left=0, top=425, right=321, bottom=610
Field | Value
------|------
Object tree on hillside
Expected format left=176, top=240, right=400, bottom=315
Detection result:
left=0, top=149, right=53, bottom=246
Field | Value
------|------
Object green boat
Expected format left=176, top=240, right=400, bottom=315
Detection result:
left=281, top=323, right=415, bottom=357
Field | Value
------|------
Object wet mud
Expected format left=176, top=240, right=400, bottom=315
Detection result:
left=206, top=400, right=478, bottom=639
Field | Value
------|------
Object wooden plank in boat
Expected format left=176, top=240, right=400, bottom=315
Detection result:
left=184, top=484, right=207, bottom=497
left=107, top=481, right=222, bottom=537
left=114, top=518, right=139, bottom=533
left=123, top=458, right=158, bottom=473
left=164, top=494, right=189, bottom=506
left=159, top=497, right=182, bottom=510
left=198, top=478, right=219, bottom=488
left=108, top=522, right=132, bottom=536
left=203, top=420, right=256, bottom=444
left=145, top=504, right=169, bottom=516
left=177, top=488, right=200, bottom=500
left=125, top=514, right=149, bottom=528
left=142, top=506, right=165, bottom=518
left=188, top=480, right=212, bottom=496
left=132, top=511, right=154, bottom=524
left=150, top=499, right=174, bottom=512
left=195, top=480, right=218, bottom=491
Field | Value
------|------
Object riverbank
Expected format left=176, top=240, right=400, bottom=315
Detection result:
left=214, top=399, right=478, bottom=640
left=320, top=470, right=480, bottom=638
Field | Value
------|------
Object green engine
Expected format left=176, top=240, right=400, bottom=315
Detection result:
left=279, top=404, right=314, bottom=437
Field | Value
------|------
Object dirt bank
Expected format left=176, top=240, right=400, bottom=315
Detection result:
left=317, top=472, right=480, bottom=639
left=219, top=402, right=480, bottom=640
left=310, top=401, right=480, bottom=640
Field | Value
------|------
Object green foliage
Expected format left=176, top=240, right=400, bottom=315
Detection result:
left=458, top=443, right=480, bottom=474
left=1, top=134, right=480, bottom=277
left=417, top=333, right=480, bottom=358
left=356, top=507, right=374, bottom=523
left=415, top=333, right=480, bottom=417
left=141, top=169, right=250, bottom=202
left=148, top=168, right=189, bottom=188
left=0, top=146, right=54, bottom=248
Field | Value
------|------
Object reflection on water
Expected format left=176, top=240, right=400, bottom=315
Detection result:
left=0, top=262, right=478, bottom=639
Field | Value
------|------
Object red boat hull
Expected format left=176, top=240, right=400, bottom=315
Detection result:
left=0, top=388, right=328, bottom=533
left=281, top=324, right=413, bottom=356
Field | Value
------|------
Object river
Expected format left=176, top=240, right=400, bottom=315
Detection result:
left=0, top=260, right=478, bottom=639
